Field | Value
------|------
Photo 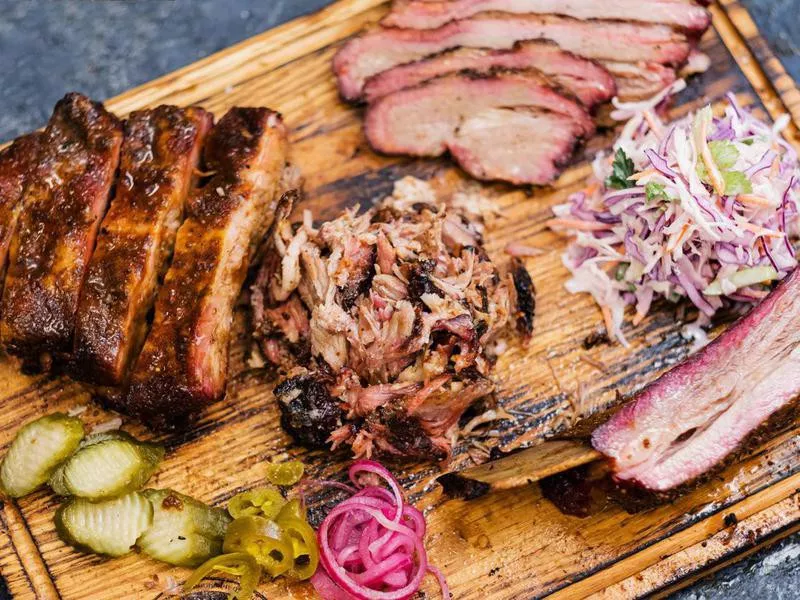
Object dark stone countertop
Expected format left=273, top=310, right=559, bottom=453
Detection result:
left=0, top=1, right=798, bottom=598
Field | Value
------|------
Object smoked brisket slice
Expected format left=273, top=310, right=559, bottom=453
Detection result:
left=602, top=61, right=678, bottom=102
left=334, top=14, right=691, bottom=101
left=592, top=266, right=800, bottom=493
left=72, top=106, right=213, bottom=386
left=124, top=108, right=289, bottom=428
left=383, top=0, right=711, bottom=32
left=0, top=93, right=122, bottom=364
left=365, top=70, right=593, bottom=184
left=0, top=133, right=41, bottom=299
left=363, top=40, right=616, bottom=108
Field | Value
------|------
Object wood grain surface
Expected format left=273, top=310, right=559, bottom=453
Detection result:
left=1, top=1, right=799, bottom=599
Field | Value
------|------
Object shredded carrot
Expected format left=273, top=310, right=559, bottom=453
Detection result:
left=737, top=221, right=784, bottom=238
left=770, top=157, right=781, bottom=178
left=628, top=168, right=658, bottom=182
left=600, top=306, right=615, bottom=340
left=737, top=193, right=776, bottom=208
left=546, top=218, right=609, bottom=232
left=696, top=112, right=726, bottom=196
left=642, top=111, right=663, bottom=138
left=666, top=223, right=690, bottom=252
left=632, top=311, right=647, bottom=326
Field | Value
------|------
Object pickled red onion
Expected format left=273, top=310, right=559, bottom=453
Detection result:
left=311, top=460, right=449, bottom=600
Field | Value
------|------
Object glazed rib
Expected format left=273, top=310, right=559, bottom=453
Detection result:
left=124, top=108, right=289, bottom=427
left=592, top=266, right=800, bottom=493
left=0, top=93, right=122, bottom=364
left=334, top=14, right=691, bottom=100
left=72, top=106, right=213, bottom=386
left=365, top=70, right=593, bottom=184
left=0, top=133, right=41, bottom=299
left=383, top=0, right=711, bottom=32
left=363, top=40, right=616, bottom=107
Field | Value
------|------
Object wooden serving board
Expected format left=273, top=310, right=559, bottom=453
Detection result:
left=2, top=1, right=799, bottom=598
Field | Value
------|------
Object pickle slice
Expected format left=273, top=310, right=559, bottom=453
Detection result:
left=49, top=431, right=129, bottom=496
left=0, top=413, right=84, bottom=498
left=138, top=489, right=231, bottom=567
left=55, top=491, right=153, bottom=556
left=52, top=433, right=164, bottom=499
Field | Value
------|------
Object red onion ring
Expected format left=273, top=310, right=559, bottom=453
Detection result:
left=311, top=460, right=449, bottom=600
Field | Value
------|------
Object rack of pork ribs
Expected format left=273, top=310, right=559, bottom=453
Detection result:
left=0, top=93, right=290, bottom=429
left=333, top=0, right=712, bottom=185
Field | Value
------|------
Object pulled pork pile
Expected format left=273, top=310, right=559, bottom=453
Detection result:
left=250, top=178, right=534, bottom=461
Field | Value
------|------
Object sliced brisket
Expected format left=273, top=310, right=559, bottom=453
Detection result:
left=72, top=106, right=213, bottom=386
left=0, top=133, right=41, bottom=300
left=602, top=61, right=678, bottom=102
left=592, top=266, right=800, bottom=493
left=0, top=93, right=122, bottom=364
left=363, top=40, right=616, bottom=108
left=383, top=0, right=711, bottom=32
left=124, top=108, right=289, bottom=427
left=364, top=71, right=593, bottom=184
left=334, top=14, right=691, bottom=101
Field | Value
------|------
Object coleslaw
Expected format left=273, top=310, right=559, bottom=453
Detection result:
left=548, top=81, right=800, bottom=345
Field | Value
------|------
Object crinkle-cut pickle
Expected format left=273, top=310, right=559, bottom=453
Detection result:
left=49, top=431, right=164, bottom=499
left=138, top=489, right=231, bottom=567
left=55, top=491, right=153, bottom=556
left=0, top=413, right=84, bottom=498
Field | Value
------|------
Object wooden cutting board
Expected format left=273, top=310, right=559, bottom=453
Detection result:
left=2, top=1, right=799, bottom=598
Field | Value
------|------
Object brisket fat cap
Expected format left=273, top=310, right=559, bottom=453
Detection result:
left=382, top=0, right=711, bottom=32
left=333, top=13, right=691, bottom=101
left=592, top=266, right=800, bottom=493
left=363, top=40, right=616, bottom=108
left=364, top=70, right=593, bottom=185
left=251, top=177, right=534, bottom=460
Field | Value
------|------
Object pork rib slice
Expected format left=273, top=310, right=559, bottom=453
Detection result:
left=592, top=266, right=800, bottom=493
left=363, top=40, right=616, bottom=107
left=384, top=0, right=711, bottom=32
left=334, top=14, right=691, bottom=101
left=0, top=93, right=122, bottom=364
left=124, top=108, right=289, bottom=428
left=0, top=133, right=41, bottom=300
left=72, top=106, right=213, bottom=387
left=365, top=70, right=593, bottom=184
left=602, top=61, right=678, bottom=102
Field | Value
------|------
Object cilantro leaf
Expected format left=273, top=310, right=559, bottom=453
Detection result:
left=695, top=140, right=751, bottom=196
left=708, top=140, right=739, bottom=170
left=605, top=148, right=635, bottom=190
left=645, top=182, right=670, bottom=203
left=722, top=170, right=753, bottom=195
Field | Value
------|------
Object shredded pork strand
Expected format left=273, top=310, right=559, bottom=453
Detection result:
left=251, top=177, right=534, bottom=461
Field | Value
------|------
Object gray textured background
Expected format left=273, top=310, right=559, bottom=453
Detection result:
left=0, top=0, right=798, bottom=598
